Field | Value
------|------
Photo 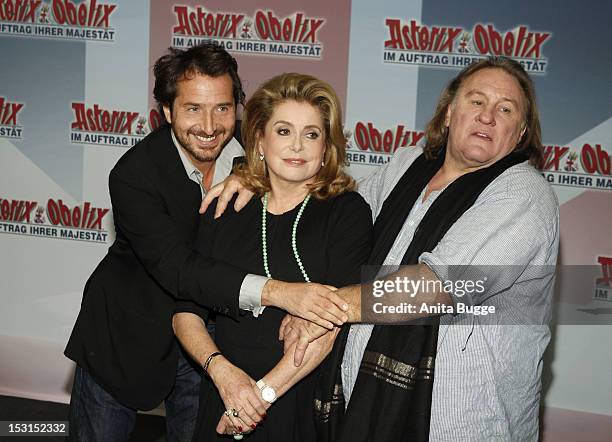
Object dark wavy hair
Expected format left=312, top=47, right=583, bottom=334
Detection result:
left=423, top=56, right=543, bottom=168
left=153, top=43, right=245, bottom=115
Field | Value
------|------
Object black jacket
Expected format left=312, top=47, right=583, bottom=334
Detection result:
left=65, top=126, right=245, bottom=410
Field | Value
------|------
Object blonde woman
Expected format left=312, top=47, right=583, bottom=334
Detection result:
left=173, top=73, right=372, bottom=440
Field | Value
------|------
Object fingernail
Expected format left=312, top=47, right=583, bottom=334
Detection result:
left=238, top=426, right=242, bottom=432
left=251, top=424, right=257, bottom=430
left=342, top=304, right=348, bottom=311
left=342, top=315, right=348, bottom=322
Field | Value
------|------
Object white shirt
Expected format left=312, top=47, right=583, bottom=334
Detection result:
left=344, top=146, right=559, bottom=441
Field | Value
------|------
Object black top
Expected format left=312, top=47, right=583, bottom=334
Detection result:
left=189, top=191, right=373, bottom=441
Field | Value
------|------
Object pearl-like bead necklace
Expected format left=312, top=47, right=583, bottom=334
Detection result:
left=261, top=192, right=310, bottom=282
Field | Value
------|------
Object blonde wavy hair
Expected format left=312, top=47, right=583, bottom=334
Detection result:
left=235, top=73, right=355, bottom=199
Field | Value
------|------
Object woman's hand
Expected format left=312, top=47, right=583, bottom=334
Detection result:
left=214, top=327, right=341, bottom=436
left=208, top=356, right=268, bottom=432
left=200, top=174, right=254, bottom=218
left=216, top=413, right=254, bottom=438
left=215, top=379, right=272, bottom=437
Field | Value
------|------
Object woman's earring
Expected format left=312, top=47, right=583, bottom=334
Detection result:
left=321, top=160, right=325, bottom=167
left=259, top=154, right=264, bottom=161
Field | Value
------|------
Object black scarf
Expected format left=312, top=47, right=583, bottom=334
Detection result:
left=314, top=149, right=528, bottom=442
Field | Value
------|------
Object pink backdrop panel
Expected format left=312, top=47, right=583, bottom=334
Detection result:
left=149, top=0, right=351, bottom=112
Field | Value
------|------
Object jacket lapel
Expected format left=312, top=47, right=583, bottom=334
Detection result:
left=149, top=127, right=202, bottom=231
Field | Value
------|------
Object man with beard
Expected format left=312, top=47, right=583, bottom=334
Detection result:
left=64, top=43, right=259, bottom=442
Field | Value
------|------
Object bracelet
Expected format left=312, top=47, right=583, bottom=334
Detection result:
left=203, top=351, right=222, bottom=375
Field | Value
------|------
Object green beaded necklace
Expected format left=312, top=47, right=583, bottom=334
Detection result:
left=261, top=192, right=311, bottom=282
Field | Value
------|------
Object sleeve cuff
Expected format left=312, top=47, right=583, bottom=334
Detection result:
left=239, top=274, right=269, bottom=318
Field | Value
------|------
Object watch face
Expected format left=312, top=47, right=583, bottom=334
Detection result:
left=262, top=386, right=276, bottom=402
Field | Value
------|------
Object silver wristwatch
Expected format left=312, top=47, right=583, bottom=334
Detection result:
left=256, top=379, right=277, bottom=404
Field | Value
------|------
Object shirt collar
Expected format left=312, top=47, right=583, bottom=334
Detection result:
left=172, top=130, right=201, bottom=181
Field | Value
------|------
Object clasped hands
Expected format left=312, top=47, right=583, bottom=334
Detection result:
left=264, top=280, right=342, bottom=367
left=208, top=355, right=268, bottom=437
left=212, top=314, right=337, bottom=437
left=279, top=312, right=333, bottom=367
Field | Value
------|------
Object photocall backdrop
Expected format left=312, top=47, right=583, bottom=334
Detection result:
left=1, top=0, right=611, bottom=434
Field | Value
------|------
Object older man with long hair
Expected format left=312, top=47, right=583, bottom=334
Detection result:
left=206, top=56, right=559, bottom=441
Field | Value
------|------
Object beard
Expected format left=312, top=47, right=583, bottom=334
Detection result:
left=174, top=127, right=229, bottom=163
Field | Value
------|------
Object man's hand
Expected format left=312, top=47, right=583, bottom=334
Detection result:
left=262, top=280, right=347, bottom=330
left=279, top=314, right=330, bottom=366
left=200, top=174, right=254, bottom=218
left=336, top=284, right=362, bottom=323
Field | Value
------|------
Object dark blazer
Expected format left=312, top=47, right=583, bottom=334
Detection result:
left=65, top=126, right=246, bottom=410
